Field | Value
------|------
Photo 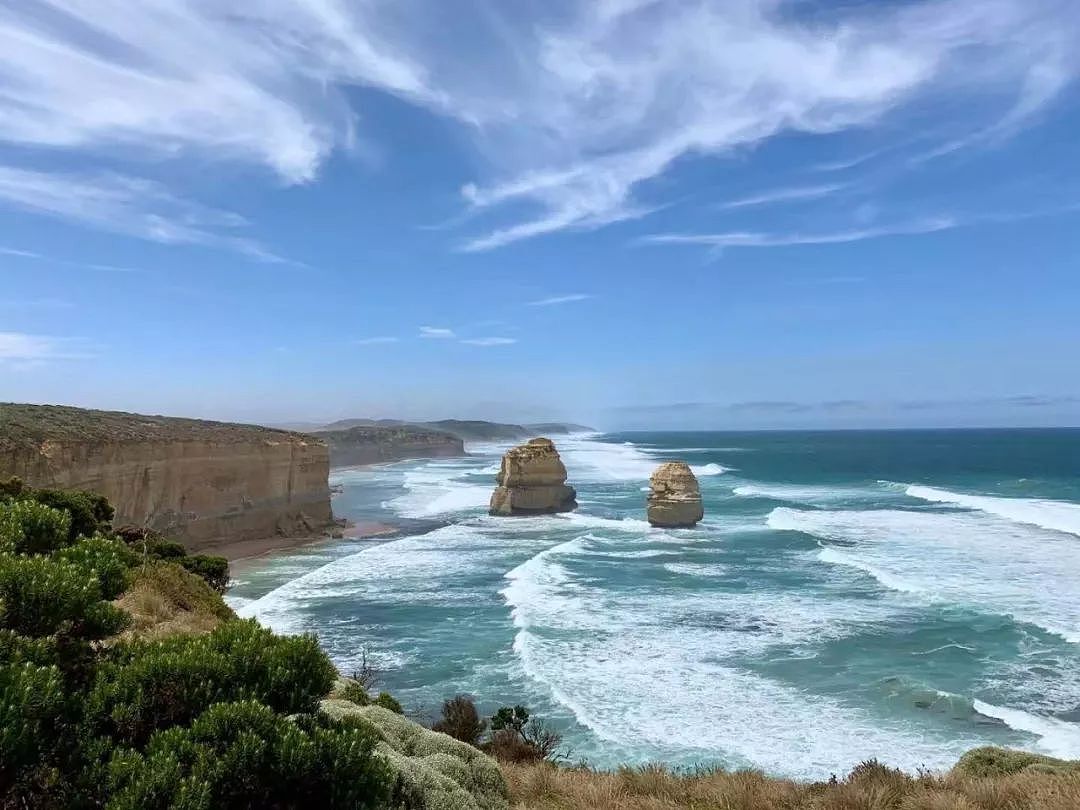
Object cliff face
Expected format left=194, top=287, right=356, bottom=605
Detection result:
left=0, top=404, right=333, bottom=551
left=319, top=426, right=465, bottom=468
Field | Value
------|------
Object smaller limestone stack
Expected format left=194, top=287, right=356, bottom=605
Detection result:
left=647, top=462, right=703, bottom=528
left=489, top=438, right=577, bottom=516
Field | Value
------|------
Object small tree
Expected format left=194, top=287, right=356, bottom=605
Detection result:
left=433, top=695, right=487, bottom=746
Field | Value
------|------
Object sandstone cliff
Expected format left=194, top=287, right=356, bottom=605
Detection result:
left=319, top=425, right=465, bottom=468
left=647, top=462, right=704, bottom=528
left=489, top=437, right=577, bottom=516
left=0, top=403, right=333, bottom=551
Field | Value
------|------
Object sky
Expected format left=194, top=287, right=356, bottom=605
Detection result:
left=1, top=0, right=1079, bottom=430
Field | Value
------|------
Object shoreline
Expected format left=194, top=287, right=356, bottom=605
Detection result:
left=207, top=519, right=401, bottom=564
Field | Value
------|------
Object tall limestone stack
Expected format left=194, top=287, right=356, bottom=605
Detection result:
left=489, top=437, right=577, bottom=516
left=647, top=462, right=703, bottom=528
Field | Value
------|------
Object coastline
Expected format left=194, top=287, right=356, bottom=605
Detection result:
left=209, top=520, right=399, bottom=564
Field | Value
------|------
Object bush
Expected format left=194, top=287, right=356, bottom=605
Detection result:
left=56, top=534, right=137, bottom=600
left=374, top=692, right=403, bottom=715
left=105, top=700, right=395, bottom=810
left=0, top=661, right=67, bottom=794
left=953, top=746, right=1080, bottom=777
left=86, top=619, right=336, bottom=746
left=31, top=488, right=113, bottom=544
left=490, top=705, right=529, bottom=736
left=0, top=499, right=73, bottom=555
left=433, top=695, right=488, bottom=746
left=320, top=702, right=510, bottom=810
left=0, top=553, right=130, bottom=640
left=180, top=554, right=229, bottom=593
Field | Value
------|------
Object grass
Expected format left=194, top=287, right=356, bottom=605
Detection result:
left=500, top=756, right=1080, bottom=810
left=113, top=560, right=235, bottom=639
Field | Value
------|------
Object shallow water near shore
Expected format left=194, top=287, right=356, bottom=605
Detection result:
left=229, top=429, right=1080, bottom=778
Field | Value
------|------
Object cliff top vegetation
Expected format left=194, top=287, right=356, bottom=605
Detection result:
left=0, top=402, right=323, bottom=450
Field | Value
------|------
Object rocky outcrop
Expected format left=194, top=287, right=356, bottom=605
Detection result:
left=647, top=462, right=703, bottom=527
left=0, top=403, right=333, bottom=551
left=489, top=437, right=577, bottom=516
left=319, top=425, right=464, bottom=468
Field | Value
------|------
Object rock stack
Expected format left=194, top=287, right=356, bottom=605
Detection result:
left=646, top=462, right=703, bottom=528
left=489, top=438, right=577, bottom=516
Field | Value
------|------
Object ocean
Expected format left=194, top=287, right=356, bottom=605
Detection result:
left=228, top=429, right=1080, bottom=779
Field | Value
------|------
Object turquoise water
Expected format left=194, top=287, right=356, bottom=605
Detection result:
left=228, top=429, right=1080, bottom=778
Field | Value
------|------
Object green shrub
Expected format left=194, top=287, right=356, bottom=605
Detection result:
left=105, top=700, right=395, bottom=810
left=180, top=554, right=229, bottom=593
left=490, top=705, right=529, bottom=735
left=434, top=695, right=487, bottom=746
left=0, top=553, right=130, bottom=640
left=333, top=677, right=372, bottom=706
left=0, top=499, right=73, bottom=555
left=56, top=534, right=137, bottom=600
left=953, top=746, right=1080, bottom=777
left=0, top=661, right=67, bottom=792
left=374, top=692, right=404, bottom=715
left=31, top=488, right=113, bottom=544
left=87, top=619, right=336, bottom=746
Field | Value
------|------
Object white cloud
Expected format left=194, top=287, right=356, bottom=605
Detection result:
left=0, top=167, right=279, bottom=259
left=718, top=184, right=848, bottom=210
left=0, top=332, right=93, bottom=363
left=460, top=337, right=517, bottom=346
left=0, top=246, right=43, bottom=259
left=643, top=217, right=960, bottom=250
left=527, top=293, right=592, bottom=307
left=354, top=336, right=399, bottom=345
left=419, top=326, right=455, bottom=339
left=0, top=0, right=1074, bottom=252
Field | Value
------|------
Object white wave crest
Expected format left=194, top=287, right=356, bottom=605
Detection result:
left=664, top=562, right=729, bottom=577
left=906, top=485, right=1080, bottom=537
left=691, top=462, right=729, bottom=476
left=973, top=700, right=1080, bottom=759
left=769, top=506, right=1080, bottom=643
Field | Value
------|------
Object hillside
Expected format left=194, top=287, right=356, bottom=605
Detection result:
left=316, top=417, right=594, bottom=442
left=319, top=425, right=465, bottom=468
left=0, top=402, right=311, bottom=448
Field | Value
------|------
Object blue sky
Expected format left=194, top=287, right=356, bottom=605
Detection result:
left=1, top=0, right=1079, bottom=429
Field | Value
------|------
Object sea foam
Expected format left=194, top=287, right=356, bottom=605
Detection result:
left=769, top=506, right=1080, bottom=643
left=906, top=485, right=1080, bottom=538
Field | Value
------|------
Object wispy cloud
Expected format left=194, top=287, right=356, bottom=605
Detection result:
left=642, top=217, right=960, bottom=250
left=718, top=184, right=847, bottom=210
left=354, top=336, right=399, bottom=345
left=0, top=332, right=94, bottom=364
left=526, top=293, right=592, bottom=307
left=0, top=1, right=1071, bottom=253
left=460, top=337, right=517, bottom=346
left=0, top=167, right=280, bottom=260
left=0, top=246, right=43, bottom=259
left=419, top=326, right=456, bottom=339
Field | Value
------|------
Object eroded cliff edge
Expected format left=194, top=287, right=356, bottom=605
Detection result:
left=0, top=403, right=333, bottom=551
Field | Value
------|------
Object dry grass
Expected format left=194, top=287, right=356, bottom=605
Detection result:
left=113, top=560, right=235, bottom=640
left=501, top=758, right=1080, bottom=810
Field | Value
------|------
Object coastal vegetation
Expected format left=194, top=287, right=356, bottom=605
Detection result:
left=0, top=478, right=497, bottom=809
